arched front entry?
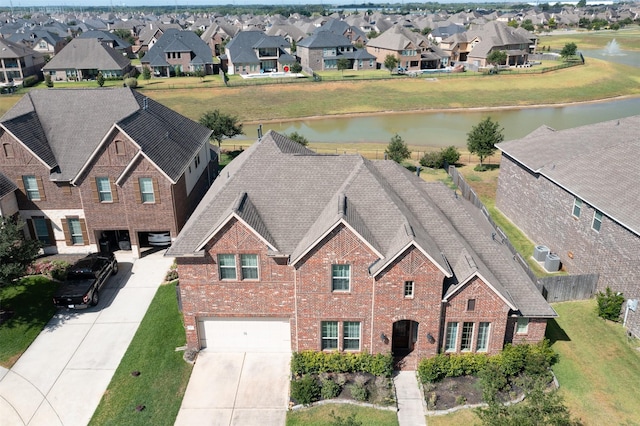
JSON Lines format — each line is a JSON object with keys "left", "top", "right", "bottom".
{"left": 392, "top": 320, "right": 419, "bottom": 355}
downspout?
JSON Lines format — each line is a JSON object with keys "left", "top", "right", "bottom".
{"left": 370, "top": 274, "right": 375, "bottom": 352}
{"left": 293, "top": 261, "right": 299, "bottom": 352}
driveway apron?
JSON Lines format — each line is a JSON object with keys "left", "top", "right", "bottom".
{"left": 0, "top": 251, "right": 174, "bottom": 426}
{"left": 175, "top": 351, "right": 290, "bottom": 426}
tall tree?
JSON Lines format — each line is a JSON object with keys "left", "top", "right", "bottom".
{"left": 0, "top": 217, "right": 41, "bottom": 286}
{"left": 384, "top": 54, "right": 399, "bottom": 74}
{"left": 560, "top": 42, "right": 578, "bottom": 60}
{"left": 286, "top": 131, "right": 309, "bottom": 146}
{"left": 385, "top": 134, "right": 411, "bottom": 163}
{"left": 466, "top": 117, "right": 503, "bottom": 165}
{"left": 487, "top": 50, "right": 508, "bottom": 71}
{"left": 337, "top": 58, "right": 350, "bottom": 74}
{"left": 199, "top": 109, "right": 244, "bottom": 148}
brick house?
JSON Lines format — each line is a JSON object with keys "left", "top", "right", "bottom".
{"left": 168, "top": 131, "right": 555, "bottom": 367}
{"left": 141, "top": 29, "right": 216, "bottom": 77}
{"left": 496, "top": 115, "right": 640, "bottom": 338}
{"left": 297, "top": 31, "right": 376, "bottom": 72}
{"left": 0, "top": 88, "right": 215, "bottom": 258}
{"left": 0, "top": 38, "right": 46, "bottom": 86}
{"left": 224, "top": 30, "right": 296, "bottom": 75}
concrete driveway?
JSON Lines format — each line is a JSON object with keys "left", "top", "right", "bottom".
{"left": 175, "top": 351, "right": 290, "bottom": 426}
{"left": 0, "top": 250, "right": 174, "bottom": 426}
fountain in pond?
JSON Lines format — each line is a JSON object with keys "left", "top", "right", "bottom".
{"left": 603, "top": 39, "right": 624, "bottom": 56}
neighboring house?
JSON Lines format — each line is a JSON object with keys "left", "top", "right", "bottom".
{"left": 366, "top": 25, "right": 448, "bottom": 71}
{"left": 167, "top": 131, "right": 555, "bottom": 368}
{"left": 201, "top": 23, "right": 237, "bottom": 57}
{"left": 428, "top": 23, "right": 466, "bottom": 44}
{"left": 0, "top": 171, "right": 18, "bottom": 218}
{"left": 440, "top": 21, "right": 534, "bottom": 68}
{"left": 297, "top": 31, "right": 376, "bottom": 72}
{"left": 7, "top": 30, "right": 67, "bottom": 58}
{"left": 135, "top": 22, "right": 182, "bottom": 55}
{"left": 42, "top": 38, "right": 132, "bottom": 81}
{"left": 78, "top": 30, "right": 134, "bottom": 58}
{"left": 495, "top": 115, "right": 640, "bottom": 338}
{"left": 0, "top": 88, "right": 216, "bottom": 258}
{"left": 0, "top": 38, "right": 45, "bottom": 85}
{"left": 224, "top": 30, "right": 295, "bottom": 75}
{"left": 141, "top": 29, "right": 215, "bottom": 77}
{"left": 315, "top": 18, "right": 369, "bottom": 44}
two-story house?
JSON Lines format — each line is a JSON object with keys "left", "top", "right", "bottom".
{"left": 496, "top": 115, "right": 640, "bottom": 339}
{"left": 141, "top": 29, "right": 216, "bottom": 77}
{"left": 297, "top": 31, "right": 376, "bottom": 72}
{"left": 167, "top": 131, "right": 555, "bottom": 368}
{"left": 0, "top": 38, "right": 46, "bottom": 86}
{"left": 0, "top": 88, "right": 215, "bottom": 258}
{"left": 224, "top": 30, "right": 295, "bottom": 75}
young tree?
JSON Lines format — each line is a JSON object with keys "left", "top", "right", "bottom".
{"left": 385, "top": 134, "right": 411, "bottom": 163}
{"left": 467, "top": 117, "right": 503, "bottom": 166}
{"left": 96, "top": 72, "right": 105, "bottom": 87}
{"left": 0, "top": 217, "right": 41, "bottom": 286}
{"left": 337, "top": 58, "right": 350, "bottom": 74}
{"left": 384, "top": 54, "right": 399, "bottom": 74}
{"left": 142, "top": 66, "right": 151, "bottom": 80}
{"left": 290, "top": 62, "right": 302, "bottom": 73}
{"left": 560, "top": 42, "right": 578, "bottom": 60}
{"left": 45, "top": 73, "right": 53, "bottom": 88}
{"left": 487, "top": 50, "right": 508, "bottom": 71}
{"left": 286, "top": 131, "right": 309, "bottom": 146}
{"left": 199, "top": 109, "right": 244, "bottom": 148}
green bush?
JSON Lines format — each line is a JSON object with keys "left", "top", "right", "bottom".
{"left": 22, "top": 75, "right": 39, "bottom": 87}
{"left": 440, "top": 145, "right": 461, "bottom": 165}
{"left": 45, "top": 74, "right": 53, "bottom": 88}
{"left": 290, "top": 375, "right": 320, "bottom": 405}
{"left": 321, "top": 378, "right": 341, "bottom": 399}
{"left": 474, "top": 164, "right": 490, "bottom": 172}
{"left": 142, "top": 66, "right": 151, "bottom": 80}
{"left": 291, "top": 351, "right": 393, "bottom": 377}
{"left": 124, "top": 77, "right": 138, "bottom": 88}
{"left": 596, "top": 287, "right": 625, "bottom": 321}
{"left": 420, "top": 151, "right": 443, "bottom": 168}
{"left": 418, "top": 353, "right": 449, "bottom": 383}
{"left": 348, "top": 383, "right": 368, "bottom": 402}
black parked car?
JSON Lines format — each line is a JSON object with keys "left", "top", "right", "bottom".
{"left": 53, "top": 252, "right": 118, "bottom": 308}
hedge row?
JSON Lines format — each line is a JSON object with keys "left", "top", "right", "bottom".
{"left": 291, "top": 350, "right": 394, "bottom": 378}
{"left": 418, "top": 340, "right": 557, "bottom": 383}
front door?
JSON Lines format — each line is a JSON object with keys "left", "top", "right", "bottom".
{"left": 393, "top": 320, "right": 418, "bottom": 354}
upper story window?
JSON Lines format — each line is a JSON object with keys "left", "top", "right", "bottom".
{"left": 96, "top": 177, "right": 113, "bottom": 202}
{"left": 23, "top": 175, "right": 41, "bottom": 201}
{"left": 114, "top": 140, "right": 126, "bottom": 155}
{"left": 404, "top": 281, "right": 414, "bottom": 298}
{"left": 139, "top": 178, "right": 155, "bottom": 203}
{"left": 218, "top": 254, "right": 237, "bottom": 280}
{"left": 516, "top": 317, "right": 529, "bottom": 334}
{"left": 331, "top": 264, "right": 350, "bottom": 292}
{"left": 3, "top": 143, "right": 14, "bottom": 158}
{"left": 240, "top": 254, "right": 259, "bottom": 280}
{"left": 572, "top": 198, "right": 582, "bottom": 218}
{"left": 195, "top": 154, "right": 201, "bottom": 168}
{"left": 592, "top": 211, "right": 603, "bottom": 232}
{"left": 467, "top": 298, "right": 476, "bottom": 311}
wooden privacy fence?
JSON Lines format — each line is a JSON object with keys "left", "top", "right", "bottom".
{"left": 448, "top": 166, "right": 599, "bottom": 302}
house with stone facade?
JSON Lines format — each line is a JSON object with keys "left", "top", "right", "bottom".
{"left": 496, "top": 115, "right": 640, "bottom": 339}
{"left": 0, "top": 88, "right": 215, "bottom": 258}
{"left": 167, "top": 131, "right": 555, "bottom": 368}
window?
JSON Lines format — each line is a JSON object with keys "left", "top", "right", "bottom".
{"left": 195, "top": 154, "right": 201, "bottom": 168}
{"left": 461, "top": 322, "right": 474, "bottom": 352}
{"left": 23, "top": 175, "right": 41, "bottom": 200}
{"left": 139, "top": 178, "right": 155, "bottom": 203}
{"left": 96, "top": 177, "right": 112, "bottom": 202}
{"left": 3, "top": 143, "right": 13, "bottom": 158}
{"left": 240, "top": 254, "right": 258, "bottom": 280}
{"left": 592, "top": 211, "right": 603, "bottom": 232}
{"left": 67, "top": 218, "right": 84, "bottom": 245}
{"left": 476, "top": 322, "right": 490, "bottom": 352}
{"left": 332, "top": 264, "right": 350, "bottom": 291}
{"left": 343, "top": 321, "right": 361, "bottom": 350}
{"left": 445, "top": 322, "right": 458, "bottom": 352}
{"left": 404, "top": 281, "right": 414, "bottom": 298}
{"left": 467, "top": 299, "right": 476, "bottom": 311}
{"left": 114, "top": 140, "right": 125, "bottom": 155}
{"left": 32, "top": 217, "right": 51, "bottom": 245}
{"left": 218, "top": 254, "right": 236, "bottom": 280}
{"left": 321, "top": 321, "right": 338, "bottom": 350}
{"left": 572, "top": 198, "right": 582, "bottom": 218}
{"left": 516, "top": 317, "right": 529, "bottom": 334}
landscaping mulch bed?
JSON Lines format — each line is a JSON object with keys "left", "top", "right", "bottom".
{"left": 423, "top": 375, "right": 524, "bottom": 411}
{"left": 291, "top": 372, "right": 396, "bottom": 407}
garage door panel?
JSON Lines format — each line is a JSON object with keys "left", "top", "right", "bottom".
{"left": 199, "top": 318, "right": 291, "bottom": 353}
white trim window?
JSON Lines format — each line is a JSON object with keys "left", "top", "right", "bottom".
{"left": 218, "top": 254, "right": 236, "bottom": 280}
{"left": 331, "top": 264, "right": 350, "bottom": 291}
{"left": 476, "top": 322, "right": 490, "bottom": 352}
{"left": 240, "top": 254, "right": 259, "bottom": 280}
{"left": 516, "top": 317, "right": 529, "bottom": 334}
{"left": 572, "top": 198, "right": 582, "bottom": 218}
{"left": 445, "top": 322, "right": 458, "bottom": 352}
{"left": 96, "top": 177, "right": 112, "bottom": 202}
{"left": 404, "top": 281, "right": 414, "bottom": 298}
{"left": 67, "top": 218, "right": 84, "bottom": 245}
{"left": 343, "top": 321, "right": 361, "bottom": 351}
{"left": 321, "top": 321, "right": 338, "bottom": 350}
{"left": 139, "top": 178, "right": 155, "bottom": 203}
{"left": 461, "top": 322, "right": 474, "bottom": 352}
{"left": 33, "top": 217, "right": 51, "bottom": 245}
{"left": 23, "top": 175, "right": 41, "bottom": 200}
{"left": 592, "top": 211, "right": 603, "bottom": 232}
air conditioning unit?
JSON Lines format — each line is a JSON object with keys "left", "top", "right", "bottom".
{"left": 544, "top": 253, "right": 561, "bottom": 272}
{"left": 533, "top": 245, "right": 549, "bottom": 262}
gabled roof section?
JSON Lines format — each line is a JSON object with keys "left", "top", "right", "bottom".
{"left": 43, "top": 38, "right": 130, "bottom": 71}
{"left": 0, "top": 171, "right": 17, "bottom": 199}
{"left": 0, "top": 38, "right": 42, "bottom": 59}
{"left": 143, "top": 29, "right": 213, "bottom": 66}
{"left": 298, "top": 31, "right": 353, "bottom": 48}
{"left": 1, "top": 110, "right": 57, "bottom": 170}
{"left": 366, "top": 24, "right": 427, "bottom": 51}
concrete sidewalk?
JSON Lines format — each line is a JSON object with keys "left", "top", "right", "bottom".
{"left": 394, "top": 371, "right": 426, "bottom": 426}
{"left": 0, "top": 250, "right": 174, "bottom": 426}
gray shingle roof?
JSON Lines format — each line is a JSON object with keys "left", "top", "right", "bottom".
{"left": 0, "top": 171, "right": 17, "bottom": 199}
{"left": 0, "top": 88, "right": 211, "bottom": 183}
{"left": 142, "top": 29, "right": 214, "bottom": 67}
{"left": 43, "top": 38, "right": 131, "bottom": 71}
{"left": 169, "top": 131, "right": 555, "bottom": 318}
{"left": 298, "top": 31, "right": 353, "bottom": 49}
{"left": 226, "top": 30, "right": 289, "bottom": 64}
{"left": 497, "top": 115, "right": 640, "bottom": 237}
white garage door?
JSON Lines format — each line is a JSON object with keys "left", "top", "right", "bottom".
{"left": 198, "top": 318, "right": 291, "bottom": 353}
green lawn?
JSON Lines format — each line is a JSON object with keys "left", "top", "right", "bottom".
{"left": 89, "top": 282, "right": 192, "bottom": 426}
{"left": 287, "top": 404, "right": 399, "bottom": 426}
{"left": 0, "top": 276, "right": 58, "bottom": 368}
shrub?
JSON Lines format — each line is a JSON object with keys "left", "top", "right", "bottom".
{"left": 124, "top": 77, "right": 138, "bottom": 88}
{"left": 596, "top": 287, "right": 625, "bottom": 321}
{"left": 23, "top": 75, "right": 39, "bottom": 87}
{"left": 96, "top": 72, "right": 105, "bottom": 87}
{"left": 348, "top": 383, "right": 368, "bottom": 402}
{"left": 420, "top": 151, "right": 443, "bottom": 168}
{"left": 142, "top": 66, "right": 151, "bottom": 80}
{"left": 440, "top": 145, "right": 461, "bottom": 165}
{"left": 474, "top": 164, "right": 490, "bottom": 172}
{"left": 45, "top": 74, "right": 53, "bottom": 88}
{"left": 321, "top": 378, "right": 341, "bottom": 399}
{"left": 290, "top": 375, "right": 320, "bottom": 405}
{"left": 291, "top": 351, "right": 393, "bottom": 377}
{"left": 418, "top": 353, "right": 449, "bottom": 383}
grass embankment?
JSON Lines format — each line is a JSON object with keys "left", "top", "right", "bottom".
{"left": 0, "top": 276, "right": 58, "bottom": 368}
{"left": 89, "top": 282, "right": 192, "bottom": 426}
{"left": 287, "top": 404, "right": 399, "bottom": 426}
{"left": 540, "top": 26, "right": 640, "bottom": 51}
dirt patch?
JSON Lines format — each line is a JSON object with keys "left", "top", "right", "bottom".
{"left": 423, "top": 375, "right": 523, "bottom": 411}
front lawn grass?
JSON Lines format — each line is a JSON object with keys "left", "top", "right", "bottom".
{"left": 89, "top": 282, "right": 192, "bottom": 426}
{"left": 0, "top": 276, "right": 58, "bottom": 368}
{"left": 548, "top": 300, "right": 640, "bottom": 425}
{"left": 286, "top": 404, "right": 399, "bottom": 426}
